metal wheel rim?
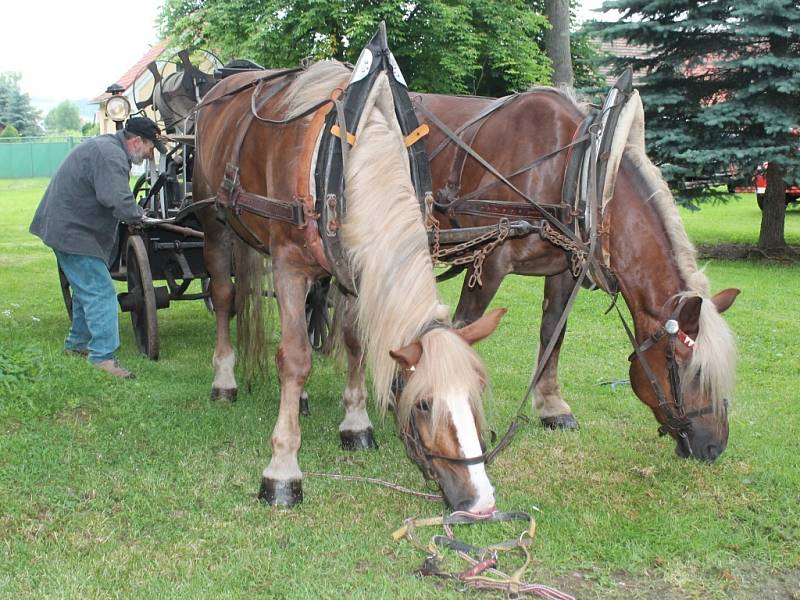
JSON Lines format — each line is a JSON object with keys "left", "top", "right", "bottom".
{"left": 126, "top": 235, "right": 160, "bottom": 360}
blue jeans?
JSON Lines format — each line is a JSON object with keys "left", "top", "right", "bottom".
{"left": 55, "top": 251, "right": 120, "bottom": 363}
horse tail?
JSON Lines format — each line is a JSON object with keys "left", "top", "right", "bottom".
{"left": 324, "top": 282, "right": 348, "bottom": 367}
{"left": 233, "top": 236, "right": 273, "bottom": 385}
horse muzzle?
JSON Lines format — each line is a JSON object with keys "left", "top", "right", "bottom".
{"left": 673, "top": 424, "right": 728, "bottom": 461}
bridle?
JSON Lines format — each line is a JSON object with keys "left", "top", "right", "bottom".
{"left": 400, "top": 404, "right": 489, "bottom": 482}
{"left": 392, "top": 360, "right": 490, "bottom": 482}
{"left": 613, "top": 295, "right": 717, "bottom": 455}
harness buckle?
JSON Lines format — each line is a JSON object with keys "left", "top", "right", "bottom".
{"left": 217, "top": 163, "right": 241, "bottom": 209}
{"left": 325, "top": 193, "right": 339, "bottom": 236}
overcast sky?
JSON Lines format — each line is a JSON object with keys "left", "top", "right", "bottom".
{"left": 1, "top": 0, "right": 163, "bottom": 112}
{"left": 2, "top": 0, "right": 610, "bottom": 116}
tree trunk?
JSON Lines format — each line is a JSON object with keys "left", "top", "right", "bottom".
{"left": 545, "top": 0, "right": 574, "bottom": 87}
{"left": 758, "top": 161, "right": 787, "bottom": 250}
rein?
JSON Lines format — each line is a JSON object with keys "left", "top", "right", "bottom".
{"left": 392, "top": 511, "right": 575, "bottom": 599}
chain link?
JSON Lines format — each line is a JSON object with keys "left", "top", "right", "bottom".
{"left": 540, "top": 221, "right": 587, "bottom": 277}
{"left": 429, "top": 219, "right": 511, "bottom": 288}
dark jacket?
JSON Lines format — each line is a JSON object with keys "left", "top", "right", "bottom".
{"left": 29, "top": 130, "right": 144, "bottom": 265}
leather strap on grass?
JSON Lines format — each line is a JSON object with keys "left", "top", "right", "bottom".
{"left": 392, "top": 510, "right": 575, "bottom": 599}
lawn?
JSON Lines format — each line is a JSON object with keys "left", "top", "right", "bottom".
{"left": 1, "top": 178, "right": 798, "bottom": 599}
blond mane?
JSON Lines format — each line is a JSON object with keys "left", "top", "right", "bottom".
{"left": 341, "top": 72, "right": 486, "bottom": 428}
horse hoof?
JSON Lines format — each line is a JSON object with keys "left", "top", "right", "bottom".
{"left": 299, "top": 392, "right": 310, "bottom": 417}
{"left": 340, "top": 428, "right": 378, "bottom": 450}
{"left": 540, "top": 414, "right": 579, "bottom": 430}
{"left": 211, "top": 387, "right": 238, "bottom": 401}
{"left": 258, "top": 478, "right": 303, "bottom": 506}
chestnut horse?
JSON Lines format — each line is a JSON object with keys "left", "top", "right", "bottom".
{"left": 411, "top": 88, "right": 738, "bottom": 460}
{"left": 191, "top": 57, "right": 503, "bottom": 510}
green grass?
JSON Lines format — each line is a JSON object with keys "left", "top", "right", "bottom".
{"left": 679, "top": 192, "right": 800, "bottom": 246}
{"left": 1, "top": 179, "right": 799, "bottom": 598}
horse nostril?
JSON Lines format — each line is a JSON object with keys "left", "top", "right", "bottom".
{"left": 703, "top": 444, "right": 722, "bottom": 462}
{"left": 452, "top": 498, "right": 473, "bottom": 512}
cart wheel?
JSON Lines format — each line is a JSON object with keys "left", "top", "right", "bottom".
{"left": 126, "top": 235, "right": 160, "bottom": 360}
{"left": 133, "top": 173, "right": 151, "bottom": 203}
{"left": 306, "top": 277, "right": 333, "bottom": 353}
{"left": 201, "top": 277, "right": 214, "bottom": 313}
{"left": 58, "top": 266, "right": 73, "bottom": 321}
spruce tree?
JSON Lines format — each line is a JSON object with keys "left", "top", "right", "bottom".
{"left": 0, "top": 73, "right": 42, "bottom": 137}
{"left": 594, "top": 0, "right": 800, "bottom": 250}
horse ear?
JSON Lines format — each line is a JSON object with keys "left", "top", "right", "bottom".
{"left": 390, "top": 341, "right": 423, "bottom": 370}
{"left": 711, "top": 288, "right": 740, "bottom": 314}
{"left": 678, "top": 297, "right": 703, "bottom": 333}
{"left": 456, "top": 308, "right": 507, "bottom": 346}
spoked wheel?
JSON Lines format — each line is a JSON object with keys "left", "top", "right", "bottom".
{"left": 306, "top": 277, "right": 333, "bottom": 353}
{"left": 58, "top": 266, "right": 73, "bottom": 321}
{"left": 133, "top": 173, "right": 150, "bottom": 201}
{"left": 125, "top": 235, "right": 160, "bottom": 360}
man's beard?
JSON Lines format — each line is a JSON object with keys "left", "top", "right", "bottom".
{"left": 131, "top": 150, "right": 147, "bottom": 165}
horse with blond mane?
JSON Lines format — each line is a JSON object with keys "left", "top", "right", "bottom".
{"left": 190, "top": 30, "right": 504, "bottom": 509}
{"left": 409, "top": 80, "right": 739, "bottom": 460}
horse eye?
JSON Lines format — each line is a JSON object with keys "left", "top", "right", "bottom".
{"left": 417, "top": 400, "right": 431, "bottom": 413}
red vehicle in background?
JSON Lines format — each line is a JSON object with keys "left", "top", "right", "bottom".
{"left": 753, "top": 127, "right": 800, "bottom": 210}
{"left": 754, "top": 163, "right": 800, "bottom": 210}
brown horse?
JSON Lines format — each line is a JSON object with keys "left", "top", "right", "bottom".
{"left": 411, "top": 88, "right": 739, "bottom": 461}
{"left": 191, "top": 55, "right": 504, "bottom": 510}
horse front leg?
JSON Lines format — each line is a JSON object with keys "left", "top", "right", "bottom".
{"left": 203, "top": 219, "right": 238, "bottom": 401}
{"left": 534, "top": 270, "right": 578, "bottom": 430}
{"left": 337, "top": 294, "right": 377, "bottom": 450}
{"left": 451, "top": 259, "right": 508, "bottom": 327}
{"left": 258, "top": 260, "right": 311, "bottom": 506}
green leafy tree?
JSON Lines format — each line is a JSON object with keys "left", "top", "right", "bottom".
{"left": 44, "top": 101, "right": 81, "bottom": 134}
{"left": 0, "top": 72, "right": 42, "bottom": 136}
{"left": 160, "top": 0, "right": 553, "bottom": 95}
{"left": 0, "top": 123, "right": 20, "bottom": 139}
{"left": 82, "top": 122, "right": 99, "bottom": 136}
{"left": 594, "top": 0, "right": 800, "bottom": 251}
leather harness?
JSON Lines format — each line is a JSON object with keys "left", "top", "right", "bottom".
{"left": 196, "top": 28, "right": 434, "bottom": 291}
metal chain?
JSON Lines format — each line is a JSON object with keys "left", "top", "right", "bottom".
{"left": 540, "top": 221, "right": 587, "bottom": 277}
{"left": 431, "top": 219, "right": 511, "bottom": 288}
{"left": 425, "top": 195, "right": 441, "bottom": 261}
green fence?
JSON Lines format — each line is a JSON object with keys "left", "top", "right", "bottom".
{"left": 0, "top": 137, "right": 90, "bottom": 178}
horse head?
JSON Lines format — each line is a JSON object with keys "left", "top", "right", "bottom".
{"left": 389, "top": 308, "right": 506, "bottom": 514}
{"left": 626, "top": 288, "right": 739, "bottom": 461}
{"left": 610, "top": 145, "right": 740, "bottom": 461}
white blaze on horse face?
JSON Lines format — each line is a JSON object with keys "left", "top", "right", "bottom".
{"left": 445, "top": 392, "right": 495, "bottom": 513}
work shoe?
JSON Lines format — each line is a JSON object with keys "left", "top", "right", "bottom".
{"left": 93, "top": 359, "right": 135, "bottom": 379}
{"left": 64, "top": 347, "right": 89, "bottom": 358}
